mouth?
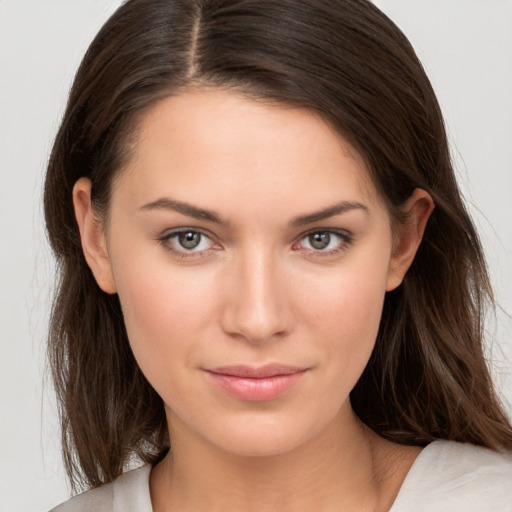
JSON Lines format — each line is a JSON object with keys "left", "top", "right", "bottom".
{"left": 204, "top": 364, "right": 309, "bottom": 402}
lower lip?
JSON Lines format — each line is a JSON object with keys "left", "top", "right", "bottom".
{"left": 205, "top": 371, "right": 307, "bottom": 401}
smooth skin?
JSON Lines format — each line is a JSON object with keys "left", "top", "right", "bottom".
{"left": 73, "top": 89, "right": 434, "bottom": 512}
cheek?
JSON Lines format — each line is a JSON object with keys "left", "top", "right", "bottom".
{"left": 302, "top": 250, "right": 390, "bottom": 383}
{"left": 110, "top": 253, "right": 217, "bottom": 387}
{"left": 309, "top": 250, "right": 389, "bottom": 328}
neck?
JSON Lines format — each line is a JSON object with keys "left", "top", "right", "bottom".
{"left": 150, "top": 405, "right": 413, "bottom": 512}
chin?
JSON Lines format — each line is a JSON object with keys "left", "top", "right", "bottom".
{"left": 215, "top": 431, "right": 304, "bottom": 458}
{"left": 200, "top": 411, "right": 326, "bottom": 459}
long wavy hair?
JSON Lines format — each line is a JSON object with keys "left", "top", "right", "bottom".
{"left": 44, "top": 0, "right": 512, "bottom": 491}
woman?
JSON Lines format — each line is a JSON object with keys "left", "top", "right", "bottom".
{"left": 46, "top": 0, "right": 512, "bottom": 510}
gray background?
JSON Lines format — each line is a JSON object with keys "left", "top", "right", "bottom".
{"left": 1, "top": 1, "right": 511, "bottom": 510}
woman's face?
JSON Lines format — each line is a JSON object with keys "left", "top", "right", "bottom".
{"left": 79, "top": 89, "right": 419, "bottom": 457}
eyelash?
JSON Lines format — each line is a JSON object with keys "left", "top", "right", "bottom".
{"left": 293, "top": 229, "right": 353, "bottom": 258}
{"left": 157, "top": 228, "right": 219, "bottom": 260}
{"left": 157, "top": 228, "right": 353, "bottom": 260}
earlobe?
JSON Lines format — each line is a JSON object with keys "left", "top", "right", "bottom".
{"left": 386, "top": 188, "right": 434, "bottom": 291}
{"left": 73, "top": 177, "right": 117, "bottom": 294}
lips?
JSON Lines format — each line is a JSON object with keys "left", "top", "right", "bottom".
{"left": 204, "top": 364, "right": 308, "bottom": 401}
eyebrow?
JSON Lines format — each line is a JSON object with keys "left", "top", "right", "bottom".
{"left": 289, "top": 201, "right": 369, "bottom": 227}
{"left": 140, "top": 197, "right": 227, "bottom": 224}
{"left": 139, "top": 197, "right": 369, "bottom": 227}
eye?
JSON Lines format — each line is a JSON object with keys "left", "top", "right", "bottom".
{"left": 176, "top": 231, "right": 204, "bottom": 250}
{"left": 295, "top": 229, "right": 352, "bottom": 256}
{"left": 159, "top": 229, "right": 218, "bottom": 258}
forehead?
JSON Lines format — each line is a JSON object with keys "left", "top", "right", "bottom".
{"left": 115, "top": 89, "right": 384, "bottom": 219}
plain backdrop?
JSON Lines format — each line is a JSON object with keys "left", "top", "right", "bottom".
{"left": 1, "top": 1, "right": 511, "bottom": 511}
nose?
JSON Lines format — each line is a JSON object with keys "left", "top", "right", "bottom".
{"left": 219, "top": 247, "right": 292, "bottom": 344}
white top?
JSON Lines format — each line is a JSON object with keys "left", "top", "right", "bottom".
{"left": 51, "top": 440, "right": 512, "bottom": 511}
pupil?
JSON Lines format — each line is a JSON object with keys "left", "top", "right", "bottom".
{"left": 178, "top": 232, "right": 201, "bottom": 249}
{"left": 310, "top": 232, "right": 330, "bottom": 250}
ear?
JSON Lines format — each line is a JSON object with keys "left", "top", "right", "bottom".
{"left": 73, "top": 177, "right": 117, "bottom": 294}
{"left": 386, "top": 188, "right": 434, "bottom": 291}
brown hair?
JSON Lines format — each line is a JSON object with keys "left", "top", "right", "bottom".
{"left": 44, "top": 0, "right": 512, "bottom": 491}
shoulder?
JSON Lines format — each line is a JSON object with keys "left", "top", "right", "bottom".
{"left": 50, "top": 464, "right": 153, "bottom": 512}
{"left": 391, "top": 440, "right": 512, "bottom": 512}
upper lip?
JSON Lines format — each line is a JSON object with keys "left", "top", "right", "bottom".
{"left": 205, "top": 364, "right": 307, "bottom": 378}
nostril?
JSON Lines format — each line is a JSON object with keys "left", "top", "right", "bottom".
{"left": 219, "top": 292, "right": 290, "bottom": 344}
{"left": 222, "top": 314, "right": 289, "bottom": 345}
